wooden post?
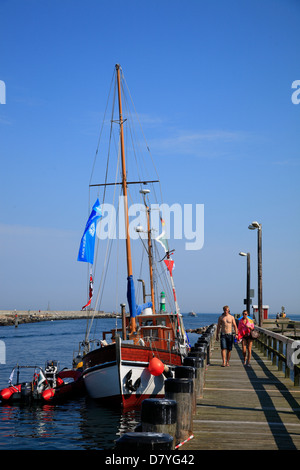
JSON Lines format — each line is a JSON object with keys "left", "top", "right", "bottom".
{"left": 278, "top": 341, "right": 283, "bottom": 372}
{"left": 266, "top": 334, "right": 270, "bottom": 358}
{"left": 141, "top": 398, "right": 177, "bottom": 448}
{"left": 294, "top": 366, "right": 300, "bottom": 387}
{"left": 165, "top": 378, "right": 193, "bottom": 445}
{"left": 196, "top": 339, "right": 208, "bottom": 368}
{"left": 186, "top": 350, "right": 205, "bottom": 398}
{"left": 183, "top": 356, "right": 202, "bottom": 399}
{"left": 272, "top": 338, "right": 277, "bottom": 366}
{"left": 285, "top": 361, "right": 290, "bottom": 379}
{"left": 121, "top": 303, "right": 126, "bottom": 340}
{"left": 175, "top": 366, "right": 197, "bottom": 414}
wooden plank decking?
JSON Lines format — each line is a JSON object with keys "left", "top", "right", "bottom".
{"left": 184, "top": 339, "right": 300, "bottom": 450}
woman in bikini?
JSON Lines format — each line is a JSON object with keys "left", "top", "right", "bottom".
{"left": 238, "top": 310, "right": 254, "bottom": 366}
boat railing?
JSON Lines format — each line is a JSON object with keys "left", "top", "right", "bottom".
{"left": 74, "top": 339, "right": 104, "bottom": 361}
{"left": 102, "top": 329, "right": 124, "bottom": 342}
{"left": 84, "top": 326, "right": 182, "bottom": 353}
{"left": 141, "top": 334, "right": 182, "bottom": 353}
{"left": 82, "top": 338, "right": 104, "bottom": 352}
{"left": 10, "top": 365, "right": 45, "bottom": 387}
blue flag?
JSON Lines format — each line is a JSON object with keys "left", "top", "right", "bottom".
{"left": 127, "top": 275, "right": 137, "bottom": 318}
{"left": 77, "top": 199, "right": 102, "bottom": 264}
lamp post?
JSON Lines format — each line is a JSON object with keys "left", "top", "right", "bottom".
{"left": 248, "top": 221, "right": 262, "bottom": 326}
{"left": 239, "top": 252, "right": 250, "bottom": 316}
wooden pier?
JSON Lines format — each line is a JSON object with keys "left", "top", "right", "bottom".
{"left": 184, "top": 337, "right": 300, "bottom": 450}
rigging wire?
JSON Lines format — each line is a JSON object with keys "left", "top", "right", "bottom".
{"left": 83, "top": 68, "right": 117, "bottom": 326}
{"left": 89, "top": 68, "right": 116, "bottom": 188}
{"left": 122, "top": 73, "right": 164, "bottom": 206}
{"left": 86, "top": 143, "right": 122, "bottom": 341}
{"left": 82, "top": 65, "right": 180, "bottom": 344}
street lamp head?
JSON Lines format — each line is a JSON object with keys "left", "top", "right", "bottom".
{"left": 248, "top": 220, "right": 261, "bottom": 230}
{"left": 251, "top": 221, "right": 260, "bottom": 228}
{"left": 239, "top": 252, "right": 247, "bottom": 256}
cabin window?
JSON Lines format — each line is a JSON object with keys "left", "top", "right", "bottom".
{"left": 141, "top": 328, "right": 157, "bottom": 339}
{"left": 140, "top": 319, "right": 153, "bottom": 326}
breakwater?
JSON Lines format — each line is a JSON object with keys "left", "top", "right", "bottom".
{"left": 0, "top": 310, "right": 117, "bottom": 326}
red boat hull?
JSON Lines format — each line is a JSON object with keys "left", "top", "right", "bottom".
{"left": 0, "top": 369, "right": 84, "bottom": 404}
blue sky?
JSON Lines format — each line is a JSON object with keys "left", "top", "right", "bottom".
{"left": 0, "top": 0, "right": 299, "bottom": 315}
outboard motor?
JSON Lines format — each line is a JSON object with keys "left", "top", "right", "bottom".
{"left": 44, "top": 360, "right": 58, "bottom": 388}
{"left": 21, "top": 382, "right": 32, "bottom": 401}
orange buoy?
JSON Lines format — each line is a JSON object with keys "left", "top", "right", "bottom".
{"left": 148, "top": 357, "right": 164, "bottom": 376}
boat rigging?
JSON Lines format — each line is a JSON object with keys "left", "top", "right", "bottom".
{"left": 76, "top": 64, "right": 189, "bottom": 409}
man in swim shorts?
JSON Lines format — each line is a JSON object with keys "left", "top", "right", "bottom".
{"left": 216, "top": 305, "right": 238, "bottom": 367}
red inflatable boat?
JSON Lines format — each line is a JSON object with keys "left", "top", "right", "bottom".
{"left": 0, "top": 361, "right": 84, "bottom": 404}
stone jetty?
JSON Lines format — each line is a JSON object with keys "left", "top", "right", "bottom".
{"left": 0, "top": 310, "right": 118, "bottom": 326}
{"left": 186, "top": 327, "right": 207, "bottom": 335}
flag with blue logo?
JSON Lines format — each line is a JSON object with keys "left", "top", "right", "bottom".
{"left": 77, "top": 199, "right": 102, "bottom": 264}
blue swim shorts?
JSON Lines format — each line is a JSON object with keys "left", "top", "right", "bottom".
{"left": 220, "top": 333, "right": 234, "bottom": 351}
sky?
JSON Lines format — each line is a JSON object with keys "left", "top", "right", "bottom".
{"left": 0, "top": 0, "right": 299, "bottom": 315}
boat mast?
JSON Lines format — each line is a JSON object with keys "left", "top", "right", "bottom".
{"left": 147, "top": 205, "right": 156, "bottom": 314}
{"left": 116, "top": 64, "right": 136, "bottom": 332}
{"left": 140, "top": 189, "right": 156, "bottom": 314}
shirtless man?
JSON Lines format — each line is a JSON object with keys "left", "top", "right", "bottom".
{"left": 216, "top": 306, "right": 238, "bottom": 367}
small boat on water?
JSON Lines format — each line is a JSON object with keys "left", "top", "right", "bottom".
{"left": 0, "top": 361, "right": 83, "bottom": 404}
{"left": 75, "top": 64, "right": 190, "bottom": 409}
{"left": 188, "top": 311, "right": 197, "bottom": 317}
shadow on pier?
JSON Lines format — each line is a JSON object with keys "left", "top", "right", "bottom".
{"left": 185, "top": 341, "right": 300, "bottom": 450}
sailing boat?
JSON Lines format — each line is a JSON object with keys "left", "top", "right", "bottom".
{"left": 77, "top": 64, "right": 189, "bottom": 409}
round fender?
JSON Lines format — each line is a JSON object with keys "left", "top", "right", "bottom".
{"left": 42, "top": 388, "right": 55, "bottom": 401}
{"left": 148, "top": 357, "right": 164, "bottom": 376}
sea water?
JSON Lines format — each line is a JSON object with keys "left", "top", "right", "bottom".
{"left": 0, "top": 313, "right": 299, "bottom": 450}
